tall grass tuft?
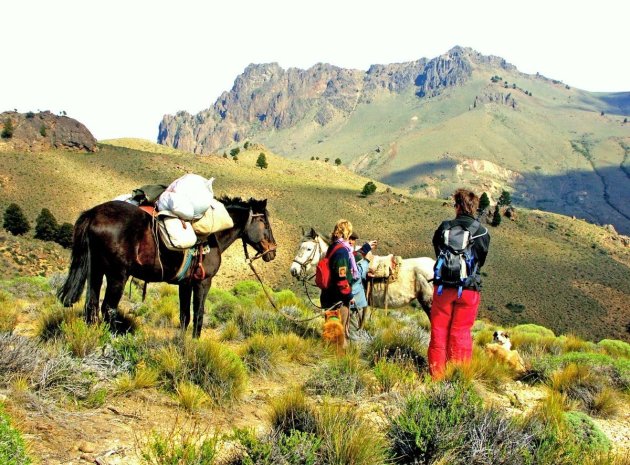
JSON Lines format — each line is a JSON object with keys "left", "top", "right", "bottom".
{"left": 176, "top": 381, "right": 209, "bottom": 412}
{"left": 61, "top": 319, "right": 109, "bottom": 357}
{"left": 240, "top": 333, "right": 281, "bottom": 375}
{"left": 0, "top": 403, "right": 31, "bottom": 465}
{"left": 316, "top": 403, "right": 389, "bottom": 465}
{"left": 373, "top": 358, "right": 417, "bottom": 393}
{"left": 276, "top": 333, "right": 320, "bottom": 365}
{"left": 36, "top": 306, "right": 80, "bottom": 341}
{"left": 549, "top": 363, "right": 602, "bottom": 413}
{"left": 0, "top": 290, "right": 19, "bottom": 332}
{"left": 442, "top": 347, "right": 513, "bottom": 389}
{"left": 305, "top": 351, "right": 370, "bottom": 397}
{"left": 365, "top": 326, "right": 429, "bottom": 373}
{"left": 268, "top": 388, "right": 317, "bottom": 435}
{"left": 183, "top": 338, "right": 248, "bottom": 405}
{"left": 139, "top": 422, "right": 218, "bottom": 465}
{"left": 114, "top": 364, "right": 159, "bottom": 395}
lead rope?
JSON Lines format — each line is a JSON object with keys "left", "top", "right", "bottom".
{"left": 243, "top": 239, "right": 337, "bottom": 322}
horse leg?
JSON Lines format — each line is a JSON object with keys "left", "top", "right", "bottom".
{"left": 192, "top": 278, "right": 212, "bottom": 338}
{"left": 179, "top": 283, "right": 192, "bottom": 332}
{"left": 358, "top": 306, "right": 371, "bottom": 330}
{"left": 101, "top": 271, "right": 128, "bottom": 328}
{"left": 85, "top": 269, "right": 103, "bottom": 324}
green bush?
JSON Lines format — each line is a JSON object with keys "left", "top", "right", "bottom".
{"left": 231, "top": 428, "right": 321, "bottom": 465}
{"left": 563, "top": 411, "right": 611, "bottom": 454}
{"left": 365, "top": 326, "right": 428, "bottom": 372}
{"left": 140, "top": 428, "right": 218, "bottom": 465}
{"left": 61, "top": 319, "right": 110, "bottom": 357}
{"left": 0, "top": 404, "right": 31, "bottom": 465}
{"left": 0, "top": 290, "right": 19, "bottom": 332}
{"left": 1, "top": 118, "right": 14, "bottom": 139}
{"left": 206, "top": 288, "right": 241, "bottom": 327}
{"left": 240, "top": 333, "right": 281, "bottom": 374}
{"left": 34, "top": 208, "right": 59, "bottom": 241}
{"left": 3, "top": 203, "right": 30, "bottom": 236}
{"left": 597, "top": 339, "right": 630, "bottom": 358}
{"left": 305, "top": 353, "right": 370, "bottom": 397}
{"left": 360, "top": 181, "right": 377, "bottom": 196}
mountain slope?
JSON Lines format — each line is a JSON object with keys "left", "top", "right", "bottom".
{"left": 0, "top": 141, "right": 629, "bottom": 341}
{"left": 158, "top": 46, "right": 630, "bottom": 234}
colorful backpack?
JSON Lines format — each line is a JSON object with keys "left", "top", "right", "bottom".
{"left": 315, "top": 243, "right": 345, "bottom": 290}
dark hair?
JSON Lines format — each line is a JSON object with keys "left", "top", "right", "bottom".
{"left": 453, "top": 188, "right": 479, "bottom": 216}
{"left": 349, "top": 232, "right": 359, "bottom": 240}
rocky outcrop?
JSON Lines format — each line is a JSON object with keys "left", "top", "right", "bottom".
{"left": 0, "top": 111, "right": 97, "bottom": 152}
{"left": 158, "top": 46, "right": 500, "bottom": 154}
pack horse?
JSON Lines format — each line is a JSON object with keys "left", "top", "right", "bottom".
{"left": 58, "top": 197, "right": 277, "bottom": 338}
{"left": 290, "top": 228, "right": 434, "bottom": 312}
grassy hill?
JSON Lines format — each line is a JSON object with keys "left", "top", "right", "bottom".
{"left": 0, "top": 140, "right": 628, "bottom": 342}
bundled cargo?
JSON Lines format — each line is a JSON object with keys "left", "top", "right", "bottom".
{"left": 157, "top": 174, "right": 215, "bottom": 220}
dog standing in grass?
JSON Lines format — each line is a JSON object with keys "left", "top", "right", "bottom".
{"left": 485, "top": 331, "right": 526, "bottom": 373}
{"left": 323, "top": 308, "right": 348, "bottom": 350}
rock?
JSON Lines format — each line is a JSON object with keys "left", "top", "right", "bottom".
{"left": 505, "top": 206, "right": 517, "bottom": 220}
{"left": 0, "top": 111, "right": 97, "bottom": 152}
{"left": 77, "top": 440, "right": 96, "bottom": 453}
{"left": 604, "top": 224, "right": 618, "bottom": 234}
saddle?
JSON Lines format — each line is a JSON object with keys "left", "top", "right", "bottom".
{"left": 368, "top": 254, "right": 402, "bottom": 281}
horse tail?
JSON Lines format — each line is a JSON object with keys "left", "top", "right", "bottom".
{"left": 57, "top": 210, "right": 92, "bottom": 306}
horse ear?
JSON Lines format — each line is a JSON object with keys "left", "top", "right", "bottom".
{"left": 301, "top": 226, "right": 305, "bottom": 236}
{"left": 309, "top": 227, "right": 317, "bottom": 238}
{"left": 262, "top": 199, "right": 267, "bottom": 208}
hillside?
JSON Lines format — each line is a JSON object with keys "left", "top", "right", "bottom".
{"left": 0, "top": 141, "right": 629, "bottom": 342}
{"left": 158, "top": 46, "right": 630, "bottom": 234}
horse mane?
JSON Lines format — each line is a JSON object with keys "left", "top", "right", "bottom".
{"left": 304, "top": 227, "right": 330, "bottom": 246}
{"left": 218, "top": 196, "right": 267, "bottom": 213}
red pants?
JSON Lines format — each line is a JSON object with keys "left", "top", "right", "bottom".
{"left": 428, "top": 287, "right": 480, "bottom": 379}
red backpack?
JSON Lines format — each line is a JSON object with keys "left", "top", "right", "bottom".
{"left": 315, "top": 243, "right": 345, "bottom": 289}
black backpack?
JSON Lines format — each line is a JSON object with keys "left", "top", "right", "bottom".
{"left": 433, "top": 220, "right": 486, "bottom": 297}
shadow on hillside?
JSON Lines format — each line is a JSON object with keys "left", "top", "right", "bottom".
{"left": 379, "top": 162, "right": 630, "bottom": 235}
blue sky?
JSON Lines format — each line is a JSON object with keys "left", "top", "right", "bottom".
{"left": 3, "top": 0, "right": 629, "bottom": 141}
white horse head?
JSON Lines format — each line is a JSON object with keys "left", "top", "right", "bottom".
{"left": 289, "top": 227, "right": 329, "bottom": 279}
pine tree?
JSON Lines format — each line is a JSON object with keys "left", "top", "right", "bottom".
{"left": 35, "top": 208, "right": 59, "bottom": 241}
{"left": 55, "top": 222, "right": 74, "bottom": 248}
{"left": 492, "top": 207, "right": 502, "bottom": 227}
{"left": 256, "top": 152, "right": 268, "bottom": 169}
{"left": 334, "top": 158, "right": 342, "bottom": 166}
{"left": 3, "top": 203, "right": 30, "bottom": 235}
{"left": 497, "top": 190, "right": 512, "bottom": 207}
{"left": 479, "top": 192, "right": 490, "bottom": 211}
{"left": 1, "top": 118, "right": 14, "bottom": 139}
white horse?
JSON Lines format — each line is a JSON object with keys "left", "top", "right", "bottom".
{"left": 290, "top": 228, "right": 435, "bottom": 313}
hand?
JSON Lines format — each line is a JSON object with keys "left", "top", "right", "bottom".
{"left": 369, "top": 240, "right": 378, "bottom": 249}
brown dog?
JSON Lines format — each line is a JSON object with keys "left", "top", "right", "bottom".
{"left": 484, "top": 331, "right": 526, "bottom": 373}
{"left": 323, "top": 307, "right": 348, "bottom": 350}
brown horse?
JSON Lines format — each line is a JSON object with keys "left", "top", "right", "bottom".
{"left": 57, "top": 197, "right": 276, "bottom": 337}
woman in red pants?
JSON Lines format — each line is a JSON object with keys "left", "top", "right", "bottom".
{"left": 428, "top": 189, "right": 490, "bottom": 379}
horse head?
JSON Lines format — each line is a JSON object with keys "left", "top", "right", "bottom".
{"left": 242, "top": 198, "right": 277, "bottom": 262}
{"left": 290, "top": 227, "right": 328, "bottom": 279}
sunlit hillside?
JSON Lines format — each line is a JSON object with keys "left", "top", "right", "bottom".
{"left": 0, "top": 140, "right": 628, "bottom": 341}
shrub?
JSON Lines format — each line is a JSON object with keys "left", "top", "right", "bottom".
{"left": 0, "top": 334, "right": 43, "bottom": 385}
{"left": 61, "top": 319, "right": 110, "bottom": 357}
{"left": 240, "top": 333, "right": 281, "bottom": 375}
{"left": 492, "top": 207, "right": 502, "bottom": 226}
{"left": 562, "top": 334, "right": 594, "bottom": 353}
{"left": 234, "top": 307, "right": 283, "bottom": 337}
{"left": 140, "top": 426, "right": 218, "bottom": 465}
{"left": 316, "top": 403, "right": 388, "bottom": 465}
{"left": 176, "top": 381, "right": 209, "bottom": 412}
{"left": 230, "top": 147, "right": 240, "bottom": 157}
{"left": 442, "top": 347, "right": 513, "bottom": 389}
{"left": 1, "top": 118, "right": 14, "bottom": 139}
{"left": 34, "top": 208, "right": 59, "bottom": 241}
{"left": 39, "top": 124, "right": 46, "bottom": 137}
{"left": 0, "top": 291, "right": 19, "bottom": 332}
{"left": 183, "top": 338, "right": 248, "bottom": 405}
{"left": 549, "top": 363, "right": 603, "bottom": 413}
{"left": 268, "top": 388, "right": 317, "bottom": 435}
{"left": 563, "top": 411, "right": 611, "bottom": 454}
{"left": 304, "top": 352, "right": 370, "bottom": 397}
{"left": 0, "top": 404, "right": 31, "bottom": 465}
{"left": 597, "top": 339, "right": 630, "bottom": 358}
{"left": 206, "top": 288, "right": 241, "bottom": 326}
{"left": 373, "top": 359, "right": 417, "bottom": 393}
{"left": 3, "top": 203, "right": 30, "bottom": 236}
{"left": 114, "top": 364, "right": 159, "bottom": 395}
{"left": 219, "top": 321, "right": 242, "bottom": 341}
{"left": 334, "top": 158, "right": 342, "bottom": 166}
{"left": 231, "top": 427, "right": 321, "bottom": 465}
{"left": 360, "top": 181, "right": 377, "bottom": 196}
{"left": 36, "top": 305, "right": 80, "bottom": 341}
{"left": 276, "top": 333, "right": 319, "bottom": 364}
{"left": 365, "top": 326, "right": 429, "bottom": 373}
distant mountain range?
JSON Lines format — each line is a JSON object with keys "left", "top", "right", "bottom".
{"left": 158, "top": 46, "right": 630, "bottom": 233}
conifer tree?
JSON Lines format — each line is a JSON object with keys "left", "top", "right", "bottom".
{"left": 479, "top": 192, "right": 490, "bottom": 211}
{"left": 34, "top": 208, "right": 59, "bottom": 241}
{"left": 256, "top": 152, "right": 268, "bottom": 169}
{"left": 497, "top": 190, "right": 512, "bottom": 207}
{"left": 3, "top": 203, "right": 30, "bottom": 235}
{"left": 492, "top": 207, "right": 502, "bottom": 226}
{"left": 56, "top": 222, "right": 74, "bottom": 248}
{"left": 361, "top": 181, "right": 377, "bottom": 196}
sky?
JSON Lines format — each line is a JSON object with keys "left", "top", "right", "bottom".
{"left": 3, "top": 0, "right": 629, "bottom": 141}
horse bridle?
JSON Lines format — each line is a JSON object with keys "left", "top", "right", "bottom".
{"left": 292, "top": 235, "right": 324, "bottom": 280}
{"left": 242, "top": 210, "right": 276, "bottom": 262}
